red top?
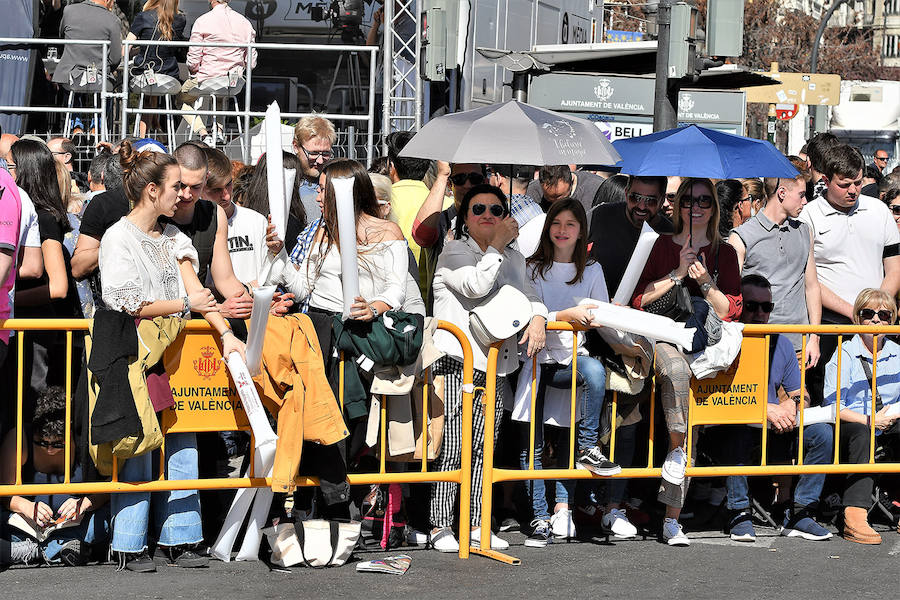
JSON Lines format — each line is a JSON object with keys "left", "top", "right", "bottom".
{"left": 631, "top": 235, "right": 743, "bottom": 322}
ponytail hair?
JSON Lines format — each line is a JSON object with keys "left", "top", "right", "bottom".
{"left": 119, "top": 140, "right": 178, "bottom": 207}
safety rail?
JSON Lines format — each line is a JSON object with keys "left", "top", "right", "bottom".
{"left": 0, "top": 318, "right": 476, "bottom": 559}
{"left": 0, "top": 37, "right": 379, "bottom": 164}
{"left": 476, "top": 322, "right": 900, "bottom": 563}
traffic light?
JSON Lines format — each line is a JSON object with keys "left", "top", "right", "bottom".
{"left": 707, "top": 0, "right": 744, "bottom": 57}
{"left": 668, "top": 2, "right": 697, "bottom": 79}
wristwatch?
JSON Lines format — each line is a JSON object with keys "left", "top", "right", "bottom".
{"left": 668, "top": 270, "right": 682, "bottom": 285}
{"left": 369, "top": 304, "right": 380, "bottom": 318}
{"left": 700, "top": 280, "right": 714, "bottom": 294}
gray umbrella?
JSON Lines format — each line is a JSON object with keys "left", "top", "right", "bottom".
{"left": 398, "top": 100, "right": 621, "bottom": 166}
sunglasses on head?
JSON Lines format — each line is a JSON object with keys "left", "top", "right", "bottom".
{"left": 744, "top": 300, "right": 775, "bottom": 314}
{"left": 890, "top": 205, "right": 900, "bottom": 216}
{"left": 471, "top": 203, "right": 505, "bottom": 217}
{"left": 858, "top": 308, "right": 894, "bottom": 322}
{"left": 679, "top": 194, "right": 714, "bottom": 209}
{"left": 33, "top": 438, "right": 65, "bottom": 449}
{"left": 628, "top": 192, "right": 660, "bottom": 206}
{"left": 451, "top": 172, "right": 485, "bottom": 186}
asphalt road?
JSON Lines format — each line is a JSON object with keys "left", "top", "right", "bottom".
{"left": 4, "top": 521, "right": 899, "bottom": 599}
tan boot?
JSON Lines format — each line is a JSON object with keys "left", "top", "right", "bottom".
{"left": 843, "top": 507, "right": 882, "bottom": 544}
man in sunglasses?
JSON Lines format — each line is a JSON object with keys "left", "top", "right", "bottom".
{"left": 729, "top": 156, "right": 821, "bottom": 369}
{"left": 587, "top": 175, "right": 672, "bottom": 297}
{"left": 871, "top": 149, "right": 890, "bottom": 177}
{"left": 292, "top": 115, "right": 336, "bottom": 222}
{"left": 717, "top": 275, "right": 833, "bottom": 542}
{"left": 798, "top": 144, "right": 900, "bottom": 400}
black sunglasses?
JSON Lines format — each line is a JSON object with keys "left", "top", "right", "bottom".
{"left": 451, "top": 172, "right": 485, "bottom": 186}
{"left": 744, "top": 300, "right": 775, "bottom": 314}
{"left": 628, "top": 192, "right": 660, "bottom": 206}
{"left": 33, "top": 438, "right": 65, "bottom": 449}
{"left": 471, "top": 203, "right": 505, "bottom": 217}
{"left": 890, "top": 205, "right": 900, "bottom": 216}
{"left": 859, "top": 308, "right": 894, "bottom": 322}
{"left": 679, "top": 194, "right": 714, "bottom": 209}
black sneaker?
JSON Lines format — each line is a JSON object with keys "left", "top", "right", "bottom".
{"left": 162, "top": 545, "right": 209, "bottom": 568}
{"left": 117, "top": 550, "right": 157, "bottom": 573}
{"left": 524, "top": 519, "right": 553, "bottom": 548}
{"left": 58, "top": 539, "right": 86, "bottom": 566}
{"left": 576, "top": 446, "right": 622, "bottom": 476}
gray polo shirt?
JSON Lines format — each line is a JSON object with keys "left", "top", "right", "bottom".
{"left": 733, "top": 212, "right": 811, "bottom": 350}
{"left": 798, "top": 194, "right": 900, "bottom": 322}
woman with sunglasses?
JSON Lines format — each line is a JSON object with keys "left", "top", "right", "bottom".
{"left": 515, "top": 199, "right": 621, "bottom": 547}
{"left": 428, "top": 184, "right": 547, "bottom": 553}
{"left": 823, "top": 288, "right": 900, "bottom": 545}
{"left": 632, "top": 177, "right": 742, "bottom": 546}
{"left": 883, "top": 188, "right": 900, "bottom": 231}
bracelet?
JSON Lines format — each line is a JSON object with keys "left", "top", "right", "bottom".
{"left": 181, "top": 296, "right": 190, "bottom": 318}
{"left": 700, "top": 280, "right": 714, "bottom": 294}
{"left": 220, "top": 329, "right": 234, "bottom": 343}
{"left": 668, "top": 270, "right": 682, "bottom": 285}
{"left": 369, "top": 303, "right": 379, "bottom": 318}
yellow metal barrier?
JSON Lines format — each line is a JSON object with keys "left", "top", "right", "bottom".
{"left": 0, "top": 318, "right": 477, "bottom": 560}
{"left": 476, "top": 322, "right": 900, "bottom": 564}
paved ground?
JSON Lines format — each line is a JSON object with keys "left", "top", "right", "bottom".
{"left": 4, "top": 522, "right": 899, "bottom": 599}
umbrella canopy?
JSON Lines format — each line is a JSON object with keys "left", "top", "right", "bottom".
{"left": 612, "top": 124, "right": 799, "bottom": 179}
{"left": 398, "top": 100, "right": 621, "bottom": 167}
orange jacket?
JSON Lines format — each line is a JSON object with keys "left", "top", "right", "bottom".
{"left": 252, "top": 314, "right": 349, "bottom": 492}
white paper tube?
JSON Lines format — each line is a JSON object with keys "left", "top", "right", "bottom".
{"left": 332, "top": 176, "right": 359, "bottom": 320}
{"left": 283, "top": 168, "right": 296, "bottom": 230}
{"left": 236, "top": 447, "right": 275, "bottom": 561}
{"left": 579, "top": 299, "right": 697, "bottom": 352}
{"left": 225, "top": 352, "right": 277, "bottom": 447}
{"left": 265, "top": 101, "right": 287, "bottom": 241}
{"left": 613, "top": 222, "right": 660, "bottom": 306}
{"left": 245, "top": 285, "right": 276, "bottom": 377}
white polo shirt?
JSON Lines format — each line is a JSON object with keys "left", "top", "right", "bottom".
{"left": 798, "top": 193, "right": 900, "bottom": 309}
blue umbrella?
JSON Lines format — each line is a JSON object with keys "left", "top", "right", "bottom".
{"left": 612, "top": 124, "right": 799, "bottom": 178}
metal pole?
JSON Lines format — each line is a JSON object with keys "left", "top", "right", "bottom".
{"left": 809, "top": 0, "right": 849, "bottom": 132}
{"left": 653, "top": 0, "right": 676, "bottom": 131}
{"left": 121, "top": 38, "right": 129, "bottom": 142}
{"left": 243, "top": 41, "right": 253, "bottom": 164}
{"left": 511, "top": 72, "right": 528, "bottom": 103}
{"left": 100, "top": 41, "right": 108, "bottom": 145}
{"left": 382, "top": 0, "right": 393, "bottom": 146}
{"left": 367, "top": 46, "right": 376, "bottom": 165}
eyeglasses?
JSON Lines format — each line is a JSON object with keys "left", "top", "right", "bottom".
{"left": 679, "top": 194, "right": 714, "bottom": 209}
{"left": 875, "top": 155, "right": 889, "bottom": 162}
{"left": 451, "top": 172, "right": 485, "bottom": 186}
{"left": 300, "top": 146, "right": 333, "bottom": 162}
{"left": 33, "top": 438, "right": 65, "bottom": 449}
{"left": 471, "top": 203, "right": 505, "bottom": 217}
{"left": 859, "top": 308, "right": 894, "bottom": 322}
{"left": 744, "top": 300, "right": 775, "bottom": 314}
{"left": 627, "top": 192, "right": 660, "bottom": 206}
{"left": 890, "top": 205, "right": 900, "bottom": 216}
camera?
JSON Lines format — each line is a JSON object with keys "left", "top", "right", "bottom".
{"left": 310, "top": 0, "right": 365, "bottom": 42}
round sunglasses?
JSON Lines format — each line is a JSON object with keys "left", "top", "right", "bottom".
{"left": 471, "top": 203, "right": 506, "bottom": 217}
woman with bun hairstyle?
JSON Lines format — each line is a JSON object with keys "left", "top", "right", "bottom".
{"left": 98, "top": 141, "right": 245, "bottom": 572}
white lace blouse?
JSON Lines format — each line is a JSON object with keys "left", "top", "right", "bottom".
{"left": 99, "top": 217, "right": 199, "bottom": 316}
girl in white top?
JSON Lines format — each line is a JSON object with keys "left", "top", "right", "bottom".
{"left": 98, "top": 142, "right": 245, "bottom": 572}
{"left": 276, "top": 158, "right": 407, "bottom": 318}
{"left": 516, "top": 199, "right": 622, "bottom": 548}
{"left": 428, "top": 184, "right": 547, "bottom": 553}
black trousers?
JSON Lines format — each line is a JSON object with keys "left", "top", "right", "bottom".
{"left": 839, "top": 421, "right": 900, "bottom": 508}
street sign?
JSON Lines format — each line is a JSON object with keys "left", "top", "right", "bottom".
{"left": 743, "top": 72, "right": 841, "bottom": 106}
{"left": 775, "top": 103, "right": 798, "bottom": 120}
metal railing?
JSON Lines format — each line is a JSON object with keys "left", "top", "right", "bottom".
{"left": 0, "top": 318, "right": 477, "bottom": 559}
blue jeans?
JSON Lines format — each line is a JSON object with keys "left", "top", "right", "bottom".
{"left": 111, "top": 432, "right": 203, "bottom": 553}
{"left": 723, "top": 423, "right": 833, "bottom": 510}
{"left": 519, "top": 358, "right": 607, "bottom": 520}
{"left": 8, "top": 505, "right": 110, "bottom": 564}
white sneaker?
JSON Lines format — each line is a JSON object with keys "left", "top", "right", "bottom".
{"left": 601, "top": 508, "right": 638, "bottom": 539}
{"left": 470, "top": 527, "right": 509, "bottom": 550}
{"left": 662, "top": 518, "right": 691, "bottom": 546}
{"left": 430, "top": 528, "right": 459, "bottom": 553}
{"left": 550, "top": 508, "right": 576, "bottom": 539}
{"left": 406, "top": 527, "right": 428, "bottom": 546}
{"left": 661, "top": 447, "right": 687, "bottom": 485}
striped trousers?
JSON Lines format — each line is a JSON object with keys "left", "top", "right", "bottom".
{"left": 430, "top": 356, "right": 504, "bottom": 529}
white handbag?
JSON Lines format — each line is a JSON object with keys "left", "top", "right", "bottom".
{"left": 262, "top": 519, "right": 361, "bottom": 568}
{"left": 468, "top": 284, "right": 533, "bottom": 346}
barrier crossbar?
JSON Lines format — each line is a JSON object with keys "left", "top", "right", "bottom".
{"left": 0, "top": 318, "right": 476, "bottom": 559}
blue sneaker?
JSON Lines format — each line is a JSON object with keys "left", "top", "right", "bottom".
{"left": 728, "top": 510, "right": 756, "bottom": 542}
{"left": 662, "top": 518, "right": 690, "bottom": 546}
{"left": 782, "top": 512, "right": 832, "bottom": 541}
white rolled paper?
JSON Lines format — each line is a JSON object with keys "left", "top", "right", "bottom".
{"left": 579, "top": 298, "right": 697, "bottom": 352}
{"left": 265, "top": 101, "right": 288, "bottom": 241}
{"left": 613, "top": 222, "right": 660, "bottom": 306}
{"left": 225, "top": 352, "right": 277, "bottom": 448}
{"left": 245, "top": 285, "right": 276, "bottom": 377}
{"left": 332, "top": 176, "right": 359, "bottom": 320}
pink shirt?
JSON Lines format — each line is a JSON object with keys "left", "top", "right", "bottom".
{"left": 0, "top": 170, "right": 22, "bottom": 344}
{"left": 187, "top": 3, "right": 257, "bottom": 81}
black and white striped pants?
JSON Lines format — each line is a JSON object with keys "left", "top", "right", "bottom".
{"left": 430, "top": 356, "right": 504, "bottom": 528}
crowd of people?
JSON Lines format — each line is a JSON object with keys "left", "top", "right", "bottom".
{"left": 1, "top": 107, "right": 900, "bottom": 571}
